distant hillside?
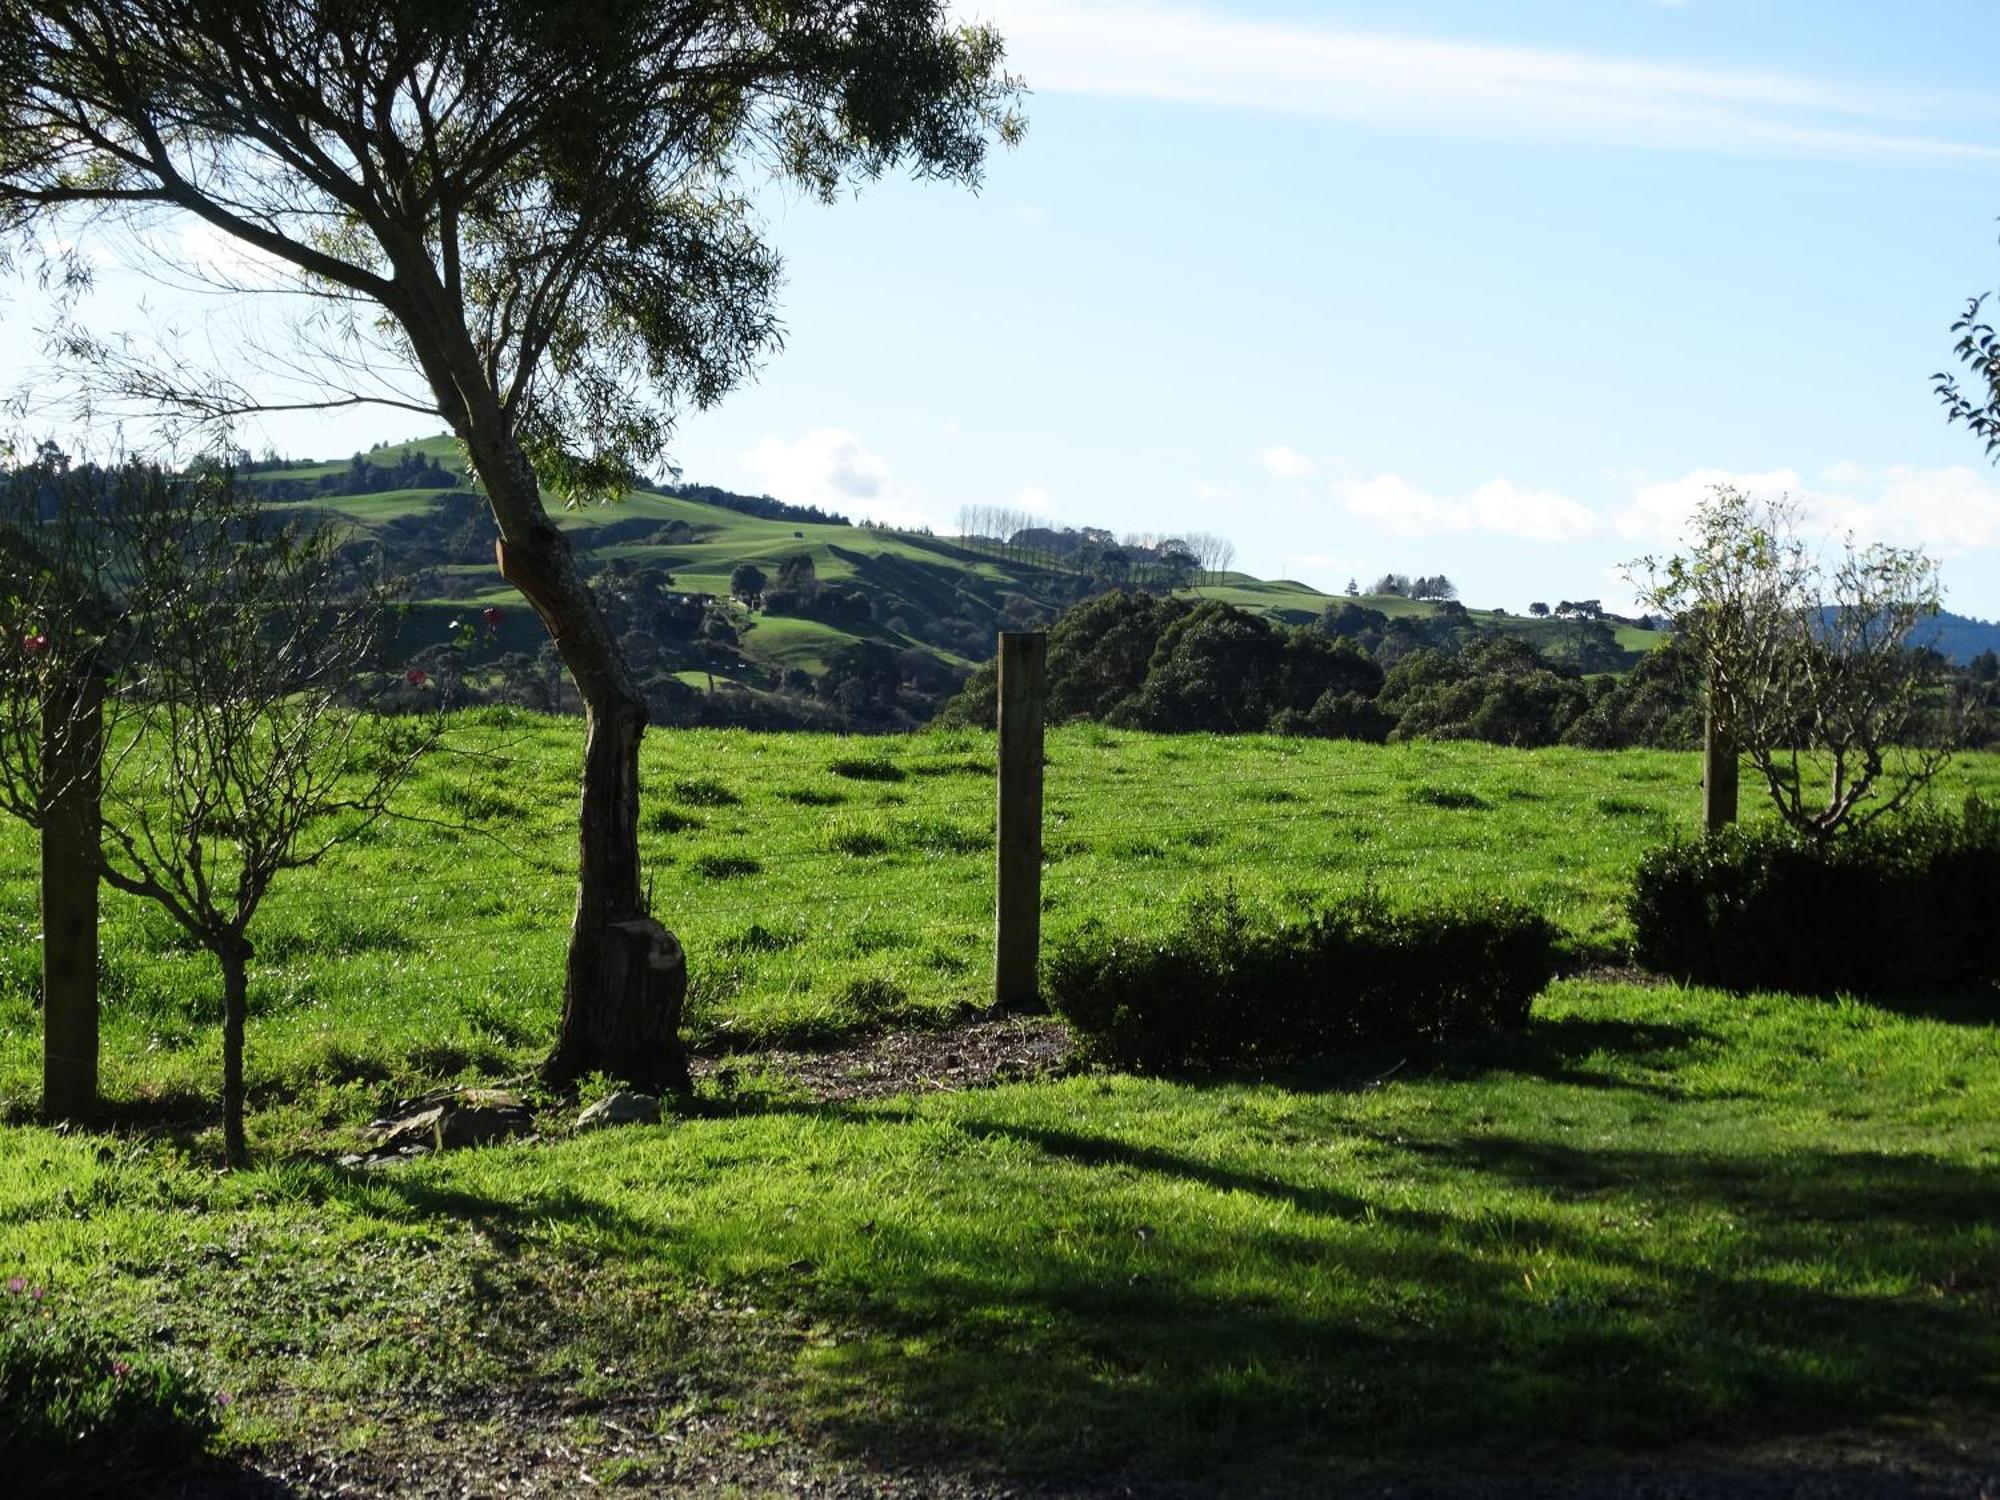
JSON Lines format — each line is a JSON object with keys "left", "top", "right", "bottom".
{"left": 243, "top": 437, "right": 1666, "bottom": 729}
{"left": 1913, "top": 609, "right": 2000, "bottom": 665}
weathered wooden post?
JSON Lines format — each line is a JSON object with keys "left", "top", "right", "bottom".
{"left": 41, "top": 664, "right": 103, "bottom": 1122}
{"left": 995, "top": 631, "right": 1046, "bottom": 1011}
{"left": 1702, "top": 695, "right": 1738, "bottom": 834}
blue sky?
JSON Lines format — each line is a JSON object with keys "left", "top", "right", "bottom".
{"left": 8, "top": 0, "right": 2000, "bottom": 617}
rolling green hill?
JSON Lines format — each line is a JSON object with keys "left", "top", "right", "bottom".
{"left": 246, "top": 437, "right": 1665, "bottom": 726}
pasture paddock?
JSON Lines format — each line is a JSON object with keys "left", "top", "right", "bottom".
{"left": 1, "top": 723, "right": 1995, "bottom": 1490}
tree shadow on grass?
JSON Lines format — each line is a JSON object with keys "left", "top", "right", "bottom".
{"left": 1850, "top": 985, "right": 1998, "bottom": 1028}
{"left": 1150, "top": 1015, "right": 1727, "bottom": 1104}
{"left": 277, "top": 1086, "right": 2000, "bottom": 1489}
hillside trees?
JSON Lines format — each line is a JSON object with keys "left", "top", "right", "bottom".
{"left": 0, "top": 0, "right": 1020, "bottom": 1089}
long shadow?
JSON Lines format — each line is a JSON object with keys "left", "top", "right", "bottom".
{"left": 1142, "top": 1016, "right": 1725, "bottom": 1102}
{"left": 1851, "top": 985, "right": 1999, "bottom": 1028}
{"left": 103, "top": 1079, "right": 1998, "bottom": 1490}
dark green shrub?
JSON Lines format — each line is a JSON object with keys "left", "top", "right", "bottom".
{"left": 1046, "top": 891, "right": 1558, "bottom": 1072}
{"left": 1, "top": 1294, "right": 220, "bottom": 1496}
{"left": 1630, "top": 798, "right": 2000, "bottom": 995}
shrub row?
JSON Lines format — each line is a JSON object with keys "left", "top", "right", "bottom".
{"left": 1045, "top": 892, "right": 1558, "bottom": 1072}
{"left": 1630, "top": 797, "right": 2000, "bottom": 996}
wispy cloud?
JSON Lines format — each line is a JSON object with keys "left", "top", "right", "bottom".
{"left": 976, "top": 0, "right": 2000, "bottom": 161}
{"left": 1616, "top": 464, "right": 2000, "bottom": 554}
{"left": 1337, "top": 474, "right": 1604, "bottom": 542}
{"left": 1261, "top": 445, "right": 1318, "bottom": 479}
{"left": 739, "top": 428, "right": 936, "bottom": 529}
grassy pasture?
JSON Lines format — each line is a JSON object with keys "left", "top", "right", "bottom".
{"left": 3, "top": 719, "right": 1997, "bottom": 1132}
{"left": 0, "top": 724, "right": 1995, "bottom": 1487}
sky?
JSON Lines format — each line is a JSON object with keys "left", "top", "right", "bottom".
{"left": 8, "top": 0, "right": 2000, "bottom": 618}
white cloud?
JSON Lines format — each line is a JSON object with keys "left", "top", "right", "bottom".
{"left": 1261, "top": 445, "right": 1317, "bottom": 479}
{"left": 1337, "top": 473, "right": 1603, "bottom": 542}
{"left": 1613, "top": 464, "right": 2000, "bottom": 554}
{"left": 1190, "top": 479, "right": 1233, "bottom": 503}
{"left": 739, "top": 428, "right": 936, "bottom": 529}
{"left": 1615, "top": 467, "right": 1805, "bottom": 545}
{"left": 974, "top": 0, "right": 2000, "bottom": 161}
{"left": 174, "top": 222, "right": 294, "bottom": 288}
{"left": 1016, "top": 485, "right": 1054, "bottom": 514}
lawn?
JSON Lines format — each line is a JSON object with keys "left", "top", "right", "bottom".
{"left": 0, "top": 724, "right": 1995, "bottom": 1490}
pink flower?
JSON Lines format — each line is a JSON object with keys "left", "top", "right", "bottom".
{"left": 111, "top": 1359, "right": 131, "bottom": 1378}
{"left": 28, "top": 1286, "right": 42, "bottom": 1302}
{"left": 215, "top": 1391, "right": 234, "bottom": 1408}
{"left": 4, "top": 1277, "right": 22, "bottom": 1295}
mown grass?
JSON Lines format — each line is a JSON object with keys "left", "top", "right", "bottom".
{"left": 0, "top": 979, "right": 1994, "bottom": 1486}
{"left": 2, "top": 716, "right": 1997, "bottom": 1138}
{"left": 0, "top": 721, "right": 1995, "bottom": 1484}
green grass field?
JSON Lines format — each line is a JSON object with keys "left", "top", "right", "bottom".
{"left": 1, "top": 724, "right": 1995, "bottom": 1489}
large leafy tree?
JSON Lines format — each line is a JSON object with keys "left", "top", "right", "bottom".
{"left": 0, "top": 1, "right": 1020, "bottom": 1089}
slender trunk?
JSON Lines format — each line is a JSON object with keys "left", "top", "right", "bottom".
{"left": 454, "top": 423, "right": 688, "bottom": 1093}
{"left": 1703, "top": 697, "right": 1739, "bottom": 834}
{"left": 219, "top": 937, "right": 250, "bottom": 1168}
{"left": 40, "top": 667, "right": 103, "bottom": 1123}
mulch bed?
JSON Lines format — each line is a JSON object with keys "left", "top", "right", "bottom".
{"left": 693, "top": 1013, "right": 1076, "bottom": 1103}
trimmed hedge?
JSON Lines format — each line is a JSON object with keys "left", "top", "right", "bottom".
{"left": 1045, "top": 891, "right": 1558, "bottom": 1072}
{"left": 1630, "top": 797, "right": 2000, "bottom": 996}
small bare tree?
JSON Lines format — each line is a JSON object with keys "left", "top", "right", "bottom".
{"left": 0, "top": 460, "right": 433, "bottom": 1161}
{"left": 1631, "top": 486, "right": 1948, "bottom": 839}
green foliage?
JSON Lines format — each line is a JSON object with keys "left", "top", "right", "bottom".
{"left": 1630, "top": 796, "right": 2000, "bottom": 995}
{"left": 1630, "top": 486, "right": 1949, "bottom": 837}
{"left": 1047, "top": 890, "right": 1558, "bottom": 1072}
{"left": 1, "top": 1288, "right": 219, "bottom": 1496}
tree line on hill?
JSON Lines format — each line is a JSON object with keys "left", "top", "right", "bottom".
{"left": 237, "top": 447, "right": 462, "bottom": 503}
{"left": 953, "top": 507, "right": 1236, "bottom": 590}
{"left": 936, "top": 590, "right": 2000, "bottom": 751}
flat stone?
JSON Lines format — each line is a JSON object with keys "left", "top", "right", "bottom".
{"left": 575, "top": 1091, "right": 664, "bottom": 1131}
{"left": 366, "top": 1088, "right": 535, "bottom": 1153}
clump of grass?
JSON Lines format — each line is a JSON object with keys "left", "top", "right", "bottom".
{"left": 778, "top": 787, "right": 845, "bottom": 807}
{"left": 902, "top": 818, "right": 991, "bottom": 856}
{"left": 694, "top": 853, "right": 762, "bottom": 879}
{"left": 837, "top": 976, "right": 908, "bottom": 1021}
{"left": 850, "top": 923, "right": 913, "bottom": 955}
{"left": 829, "top": 757, "right": 905, "bottom": 783}
{"left": 1407, "top": 786, "right": 1491, "bottom": 811}
{"left": 670, "top": 777, "right": 741, "bottom": 807}
{"left": 720, "top": 923, "right": 803, "bottom": 954}
{"left": 1595, "top": 796, "right": 1653, "bottom": 818}
{"left": 649, "top": 806, "right": 704, "bottom": 834}
{"left": 829, "top": 829, "right": 891, "bottom": 858}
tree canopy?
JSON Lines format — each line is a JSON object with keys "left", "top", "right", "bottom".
{"left": 0, "top": 0, "right": 1023, "bottom": 1089}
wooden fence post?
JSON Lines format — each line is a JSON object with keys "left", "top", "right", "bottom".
{"left": 42, "top": 666, "right": 103, "bottom": 1123}
{"left": 1702, "top": 696, "right": 1738, "bottom": 834}
{"left": 995, "top": 631, "right": 1046, "bottom": 1011}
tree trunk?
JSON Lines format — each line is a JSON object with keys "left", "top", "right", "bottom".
{"left": 40, "top": 667, "right": 103, "bottom": 1124}
{"left": 451, "top": 421, "right": 688, "bottom": 1093}
{"left": 219, "top": 937, "right": 250, "bottom": 1168}
{"left": 1703, "top": 698, "right": 1739, "bottom": 834}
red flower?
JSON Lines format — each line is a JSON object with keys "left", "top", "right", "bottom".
{"left": 405, "top": 668, "right": 428, "bottom": 687}
{"left": 481, "top": 606, "right": 503, "bottom": 629}
{"left": 21, "top": 634, "right": 47, "bottom": 655}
